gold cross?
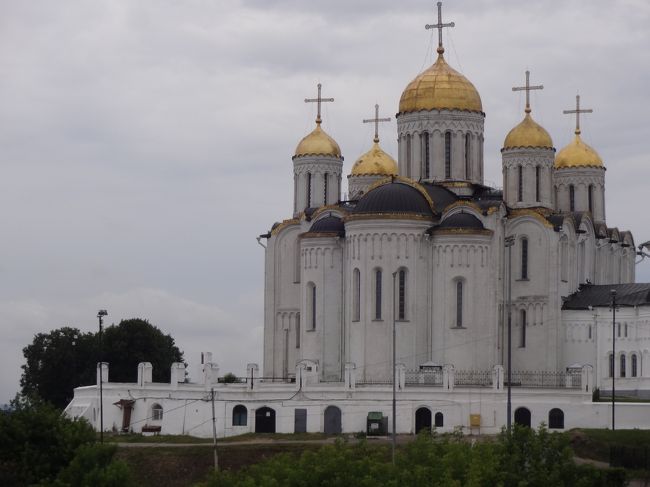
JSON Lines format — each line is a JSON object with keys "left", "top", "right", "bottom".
{"left": 563, "top": 94, "right": 593, "bottom": 135}
{"left": 425, "top": 2, "right": 455, "bottom": 55}
{"left": 304, "top": 83, "right": 334, "bottom": 125}
{"left": 512, "top": 70, "right": 544, "bottom": 113}
{"left": 363, "top": 104, "right": 391, "bottom": 143}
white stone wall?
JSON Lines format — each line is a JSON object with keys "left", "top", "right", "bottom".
{"left": 293, "top": 155, "right": 343, "bottom": 215}
{"left": 502, "top": 148, "right": 555, "bottom": 209}
{"left": 554, "top": 167, "right": 606, "bottom": 223}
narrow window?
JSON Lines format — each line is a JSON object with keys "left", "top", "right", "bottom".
{"left": 406, "top": 134, "right": 412, "bottom": 178}
{"left": 307, "top": 283, "right": 316, "bottom": 330}
{"left": 517, "top": 165, "right": 523, "bottom": 202}
{"left": 445, "top": 132, "right": 452, "bottom": 179}
{"left": 588, "top": 325, "right": 592, "bottom": 340}
{"left": 620, "top": 354, "right": 626, "bottom": 378}
{"left": 398, "top": 269, "right": 406, "bottom": 320}
{"left": 588, "top": 184, "right": 594, "bottom": 213}
{"left": 569, "top": 184, "right": 575, "bottom": 212}
{"left": 521, "top": 237, "right": 528, "bottom": 280}
{"left": 609, "top": 353, "right": 614, "bottom": 378}
{"left": 295, "top": 313, "right": 300, "bottom": 348}
{"left": 520, "top": 309, "right": 527, "bottom": 348}
{"left": 152, "top": 404, "right": 163, "bottom": 421}
{"left": 632, "top": 354, "right": 638, "bottom": 377}
{"left": 232, "top": 405, "right": 247, "bottom": 426}
{"left": 548, "top": 408, "right": 564, "bottom": 429}
{"left": 617, "top": 323, "right": 621, "bottom": 338}
{"left": 456, "top": 280, "right": 463, "bottom": 327}
{"left": 465, "top": 133, "right": 471, "bottom": 179}
{"left": 535, "top": 166, "right": 540, "bottom": 202}
{"left": 306, "top": 173, "right": 312, "bottom": 208}
{"left": 294, "top": 174, "right": 298, "bottom": 212}
{"left": 625, "top": 324, "right": 628, "bottom": 337}
{"left": 423, "top": 132, "right": 430, "bottom": 179}
{"left": 434, "top": 412, "right": 444, "bottom": 427}
{"left": 352, "top": 269, "right": 361, "bottom": 322}
{"left": 374, "top": 269, "right": 382, "bottom": 320}
{"left": 323, "top": 172, "right": 328, "bottom": 205}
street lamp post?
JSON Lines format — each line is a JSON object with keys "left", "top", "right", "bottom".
{"left": 97, "top": 309, "right": 108, "bottom": 443}
{"left": 504, "top": 235, "right": 516, "bottom": 431}
{"left": 610, "top": 290, "right": 616, "bottom": 430}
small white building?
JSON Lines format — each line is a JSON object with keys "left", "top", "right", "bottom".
{"left": 66, "top": 3, "right": 650, "bottom": 437}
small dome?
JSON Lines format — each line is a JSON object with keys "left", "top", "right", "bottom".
{"left": 350, "top": 142, "right": 398, "bottom": 176}
{"left": 294, "top": 123, "right": 341, "bottom": 158}
{"left": 399, "top": 54, "right": 482, "bottom": 114}
{"left": 438, "top": 212, "right": 484, "bottom": 229}
{"left": 555, "top": 134, "right": 603, "bottom": 169}
{"left": 503, "top": 113, "right": 553, "bottom": 149}
{"left": 309, "top": 215, "right": 344, "bottom": 235}
{"left": 355, "top": 180, "right": 434, "bottom": 216}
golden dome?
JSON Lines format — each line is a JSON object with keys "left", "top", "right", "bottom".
{"left": 294, "top": 122, "right": 341, "bottom": 158}
{"left": 555, "top": 134, "right": 603, "bottom": 169}
{"left": 351, "top": 142, "right": 398, "bottom": 176}
{"left": 399, "top": 53, "right": 482, "bottom": 114}
{"left": 503, "top": 113, "right": 553, "bottom": 149}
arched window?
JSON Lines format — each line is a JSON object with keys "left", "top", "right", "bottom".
{"left": 520, "top": 309, "right": 527, "bottom": 348}
{"left": 569, "top": 184, "right": 575, "bottom": 212}
{"left": 620, "top": 354, "right": 626, "bottom": 378}
{"left": 151, "top": 403, "right": 163, "bottom": 421}
{"left": 444, "top": 132, "right": 452, "bottom": 179}
{"left": 398, "top": 269, "right": 407, "bottom": 320}
{"left": 609, "top": 353, "right": 614, "bottom": 378}
{"left": 632, "top": 354, "right": 638, "bottom": 377}
{"left": 517, "top": 165, "right": 523, "bottom": 202}
{"left": 307, "top": 283, "right": 316, "bottom": 330}
{"left": 306, "top": 172, "right": 312, "bottom": 208}
{"left": 521, "top": 237, "right": 529, "bottom": 280}
{"left": 323, "top": 172, "right": 329, "bottom": 205}
{"left": 456, "top": 280, "right": 463, "bottom": 328}
{"left": 406, "top": 134, "right": 412, "bottom": 178}
{"left": 434, "top": 412, "right": 444, "bottom": 427}
{"left": 352, "top": 269, "right": 361, "bottom": 322}
{"left": 374, "top": 269, "right": 383, "bottom": 320}
{"left": 548, "top": 408, "right": 564, "bottom": 429}
{"left": 295, "top": 313, "right": 300, "bottom": 348}
{"left": 422, "top": 132, "right": 430, "bottom": 179}
{"left": 588, "top": 325, "right": 592, "bottom": 340}
{"left": 535, "top": 166, "right": 541, "bottom": 202}
{"left": 233, "top": 405, "right": 247, "bottom": 426}
{"left": 588, "top": 184, "right": 594, "bottom": 213}
{"left": 465, "top": 133, "right": 471, "bottom": 179}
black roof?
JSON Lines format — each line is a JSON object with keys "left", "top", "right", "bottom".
{"left": 355, "top": 181, "right": 434, "bottom": 217}
{"left": 420, "top": 183, "right": 458, "bottom": 212}
{"left": 563, "top": 284, "right": 650, "bottom": 309}
{"left": 437, "top": 212, "right": 485, "bottom": 229}
{"left": 308, "top": 215, "right": 345, "bottom": 236}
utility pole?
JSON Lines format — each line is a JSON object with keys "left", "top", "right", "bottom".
{"left": 97, "top": 309, "right": 107, "bottom": 443}
{"left": 610, "top": 289, "right": 617, "bottom": 430}
{"left": 211, "top": 388, "right": 219, "bottom": 472}
{"left": 504, "top": 236, "right": 515, "bottom": 431}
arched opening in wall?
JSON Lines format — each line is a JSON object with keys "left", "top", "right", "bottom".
{"left": 306, "top": 172, "right": 312, "bottom": 208}
{"left": 548, "top": 408, "right": 564, "bottom": 429}
{"left": 398, "top": 269, "right": 407, "bottom": 320}
{"left": 352, "top": 269, "right": 361, "bottom": 322}
{"left": 520, "top": 237, "right": 529, "bottom": 280}
{"left": 295, "top": 313, "right": 301, "bottom": 349}
{"left": 444, "top": 132, "right": 452, "bottom": 179}
{"left": 514, "top": 407, "right": 531, "bottom": 427}
{"left": 233, "top": 405, "right": 247, "bottom": 426}
{"left": 519, "top": 309, "right": 527, "bottom": 348}
{"left": 324, "top": 405, "right": 342, "bottom": 434}
{"left": 632, "top": 354, "right": 638, "bottom": 377}
{"left": 455, "top": 279, "right": 464, "bottom": 328}
{"left": 151, "top": 403, "right": 163, "bottom": 421}
{"left": 569, "top": 184, "right": 575, "bottom": 212}
{"left": 415, "top": 407, "right": 432, "bottom": 433}
{"left": 588, "top": 184, "right": 594, "bottom": 213}
{"left": 293, "top": 174, "right": 298, "bottom": 212}
{"left": 609, "top": 353, "right": 614, "bottom": 378}
{"left": 255, "top": 407, "right": 276, "bottom": 433}
{"left": 323, "top": 172, "right": 329, "bottom": 205}
{"left": 374, "top": 268, "right": 383, "bottom": 320}
{"left": 307, "top": 282, "right": 316, "bottom": 330}
{"left": 517, "top": 165, "right": 523, "bottom": 202}
{"left": 535, "top": 166, "right": 541, "bottom": 202}
{"left": 406, "top": 134, "right": 412, "bottom": 178}
{"left": 620, "top": 354, "right": 626, "bottom": 378}
{"left": 422, "top": 132, "right": 430, "bottom": 179}
{"left": 434, "top": 412, "right": 444, "bottom": 428}
{"left": 465, "top": 133, "right": 471, "bottom": 179}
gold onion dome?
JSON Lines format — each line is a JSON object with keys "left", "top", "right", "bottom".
{"left": 503, "top": 112, "right": 553, "bottom": 149}
{"left": 351, "top": 141, "right": 398, "bottom": 176}
{"left": 294, "top": 122, "right": 341, "bottom": 158}
{"left": 555, "top": 133, "right": 603, "bottom": 168}
{"left": 399, "top": 53, "right": 482, "bottom": 114}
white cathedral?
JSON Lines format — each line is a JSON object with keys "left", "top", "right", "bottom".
{"left": 66, "top": 5, "right": 650, "bottom": 436}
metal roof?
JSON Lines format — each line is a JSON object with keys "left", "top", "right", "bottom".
{"left": 562, "top": 284, "right": 650, "bottom": 309}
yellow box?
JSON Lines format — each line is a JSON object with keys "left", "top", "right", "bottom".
{"left": 469, "top": 414, "right": 481, "bottom": 427}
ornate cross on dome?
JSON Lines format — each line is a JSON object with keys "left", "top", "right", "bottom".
{"left": 363, "top": 104, "right": 391, "bottom": 143}
{"left": 304, "top": 83, "right": 334, "bottom": 125}
{"left": 512, "top": 70, "right": 543, "bottom": 113}
{"left": 563, "top": 94, "right": 593, "bottom": 135}
{"left": 425, "top": 2, "right": 455, "bottom": 54}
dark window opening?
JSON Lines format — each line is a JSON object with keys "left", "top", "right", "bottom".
{"left": 445, "top": 132, "right": 452, "bottom": 179}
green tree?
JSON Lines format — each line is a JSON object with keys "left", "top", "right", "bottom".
{"left": 48, "top": 443, "right": 135, "bottom": 487}
{"left": 20, "top": 327, "right": 97, "bottom": 409}
{"left": 102, "top": 318, "right": 184, "bottom": 383}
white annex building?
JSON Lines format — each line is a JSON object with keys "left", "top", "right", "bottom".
{"left": 66, "top": 4, "right": 650, "bottom": 437}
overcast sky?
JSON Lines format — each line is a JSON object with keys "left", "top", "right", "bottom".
{"left": 1, "top": 0, "right": 649, "bottom": 404}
